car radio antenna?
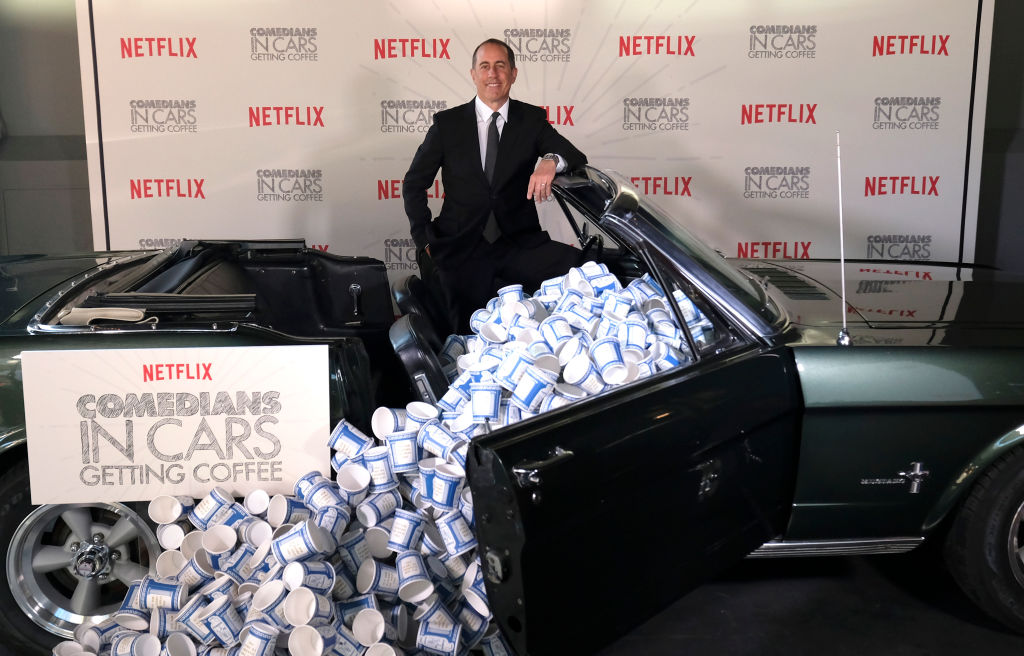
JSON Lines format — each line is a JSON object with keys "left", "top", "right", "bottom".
{"left": 835, "top": 130, "right": 851, "bottom": 347}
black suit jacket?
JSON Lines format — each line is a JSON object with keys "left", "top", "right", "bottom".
{"left": 403, "top": 98, "right": 587, "bottom": 265}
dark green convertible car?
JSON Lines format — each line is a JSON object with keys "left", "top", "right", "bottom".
{"left": 1, "top": 167, "right": 1022, "bottom": 655}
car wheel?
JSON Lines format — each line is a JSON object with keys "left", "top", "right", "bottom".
{"left": 0, "top": 459, "right": 159, "bottom": 653}
{"left": 945, "top": 447, "right": 1024, "bottom": 633}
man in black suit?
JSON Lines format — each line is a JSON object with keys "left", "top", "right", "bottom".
{"left": 403, "top": 38, "right": 587, "bottom": 331}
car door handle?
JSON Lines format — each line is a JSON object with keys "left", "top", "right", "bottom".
{"left": 512, "top": 446, "right": 574, "bottom": 489}
{"left": 348, "top": 283, "right": 362, "bottom": 317}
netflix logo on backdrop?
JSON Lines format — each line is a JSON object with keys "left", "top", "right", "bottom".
{"left": 872, "top": 34, "right": 949, "bottom": 56}
{"left": 120, "top": 37, "right": 197, "bottom": 59}
{"left": 541, "top": 105, "right": 575, "bottom": 126}
{"left": 373, "top": 38, "right": 451, "bottom": 59}
{"left": 863, "top": 176, "right": 939, "bottom": 197}
{"left": 248, "top": 106, "right": 324, "bottom": 127}
{"left": 130, "top": 178, "right": 205, "bottom": 200}
{"left": 630, "top": 176, "right": 692, "bottom": 197}
{"left": 619, "top": 35, "right": 695, "bottom": 56}
{"left": 741, "top": 103, "right": 816, "bottom": 125}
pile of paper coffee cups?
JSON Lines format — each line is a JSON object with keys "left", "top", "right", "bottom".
{"left": 55, "top": 262, "right": 701, "bottom": 656}
{"left": 440, "top": 261, "right": 706, "bottom": 429}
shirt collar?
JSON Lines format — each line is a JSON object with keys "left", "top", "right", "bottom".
{"left": 475, "top": 96, "right": 510, "bottom": 124}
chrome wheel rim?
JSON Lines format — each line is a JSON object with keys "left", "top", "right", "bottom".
{"left": 1008, "top": 496, "right": 1024, "bottom": 589}
{"left": 6, "top": 503, "right": 158, "bottom": 638}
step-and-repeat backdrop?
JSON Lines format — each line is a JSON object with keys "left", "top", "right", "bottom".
{"left": 76, "top": 0, "right": 992, "bottom": 278}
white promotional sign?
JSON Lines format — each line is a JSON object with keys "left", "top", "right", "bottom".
{"left": 23, "top": 345, "right": 329, "bottom": 504}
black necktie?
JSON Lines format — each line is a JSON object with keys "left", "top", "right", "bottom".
{"left": 482, "top": 111, "right": 501, "bottom": 242}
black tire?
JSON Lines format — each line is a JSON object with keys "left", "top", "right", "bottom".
{"left": 945, "top": 447, "right": 1024, "bottom": 633}
{"left": 0, "top": 454, "right": 160, "bottom": 653}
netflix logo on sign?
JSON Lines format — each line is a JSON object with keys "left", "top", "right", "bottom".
{"left": 619, "top": 35, "right": 695, "bottom": 56}
{"left": 541, "top": 105, "right": 574, "bottom": 126}
{"left": 120, "top": 37, "right": 197, "bottom": 59}
{"left": 736, "top": 241, "right": 812, "bottom": 259}
{"left": 373, "top": 38, "right": 450, "bottom": 59}
{"left": 741, "top": 103, "right": 816, "bottom": 125}
{"left": 248, "top": 106, "right": 324, "bottom": 127}
{"left": 864, "top": 176, "right": 939, "bottom": 197}
{"left": 630, "top": 176, "right": 692, "bottom": 197}
{"left": 130, "top": 178, "right": 205, "bottom": 200}
{"left": 872, "top": 34, "right": 949, "bottom": 56}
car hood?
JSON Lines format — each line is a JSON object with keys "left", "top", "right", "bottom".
{"left": 734, "top": 260, "right": 1024, "bottom": 347}
{"left": 0, "top": 253, "right": 128, "bottom": 327}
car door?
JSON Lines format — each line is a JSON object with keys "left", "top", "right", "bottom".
{"left": 468, "top": 291, "right": 802, "bottom": 655}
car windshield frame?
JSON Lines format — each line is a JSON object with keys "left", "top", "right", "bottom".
{"left": 562, "top": 168, "right": 786, "bottom": 339}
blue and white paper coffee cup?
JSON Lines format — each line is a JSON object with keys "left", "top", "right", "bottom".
{"left": 188, "top": 487, "right": 233, "bottom": 530}
{"left": 396, "top": 550, "right": 435, "bottom": 604}
{"left": 356, "top": 558, "right": 400, "bottom": 603}
{"left": 355, "top": 489, "right": 402, "bottom": 527}
{"left": 328, "top": 419, "right": 374, "bottom": 461}
{"left": 386, "top": 429, "right": 420, "bottom": 474}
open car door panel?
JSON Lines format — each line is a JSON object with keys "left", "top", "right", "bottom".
{"left": 468, "top": 345, "right": 801, "bottom": 655}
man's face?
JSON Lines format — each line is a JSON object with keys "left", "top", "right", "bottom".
{"left": 471, "top": 43, "right": 517, "bottom": 109}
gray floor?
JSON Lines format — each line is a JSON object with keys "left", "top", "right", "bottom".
{"left": 598, "top": 553, "right": 1023, "bottom": 655}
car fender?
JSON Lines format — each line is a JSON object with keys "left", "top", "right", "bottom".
{"left": 923, "top": 419, "right": 1024, "bottom": 531}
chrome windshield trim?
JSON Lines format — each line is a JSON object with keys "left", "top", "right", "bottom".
{"left": 26, "top": 249, "right": 169, "bottom": 334}
{"left": 0, "top": 425, "right": 26, "bottom": 457}
{"left": 747, "top": 537, "right": 925, "bottom": 558}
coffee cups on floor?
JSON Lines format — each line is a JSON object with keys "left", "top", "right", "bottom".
{"left": 201, "top": 524, "right": 237, "bottom": 570}
{"left": 355, "top": 489, "right": 402, "bottom": 527}
{"left": 139, "top": 575, "right": 189, "bottom": 611}
{"left": 237, "top": 621, "right": 278, "bottom": 656}
{"left": 430, "top": 463, "right": 465, "bottom": 512}
{"left": 109, "top": 632, "right": 160, "bottom": 656}
{"left": 363, "top": 446, "right": 400, "bottom": 493}
{"left": 267, "top": 494, "right": 311, "bottom": 528}
{"left": 436, "top": 509, "right": 477, "bottom": 557}
{"left": 148, "top": 495, "right": 195, "bottom": 525}
{"left": 356, "top": 559, "right": 400, "bottom": 602}
{"left": 387, "top": 508, "right": 425, "bottom": 553}
{"left": 112, "top": 580, "right": 149, "bottom": 630}
{"left": 313, "top": 504, "right": 351, "bottom": 548}
{"left": 396, "top": 550, "right": 435, "bottom": 603}
{"left": 283, "top": 560, "right": 336, "bottom": 596}
{"left": 283, "top": 587, "right": 334, "bottom": 627}
{"left": 328, "top": 419, "right": 375, "bottom": 460}
{"left": 336, "top": 530, "right": 372, "bottom": 575}
{"left": 371, "top": 406, "right": 407, "bottom": 439}
{"left": 405, "top": 401, "right": 440, "bottom": 434}
{"left": 270, "top": 520, "right": 333, "bottom": 564}
{"left": 250, "top": 579, "right": 290, "bottom": 629}
{"left": 175, "top": 549, "right": 216, "bottom": 592}
{"left": 155, "top": 548, "right": 188, "bottom": 579}
{"left": 197, "top": 593, "right": 243, "bottom": 646}
{"left": 336, "top": 463, "right": 372, "bottom": 506}
{"left": 385, "top": 429, "right": 420, "bottom": 474}
{"left": 304, "top": 479, "right": 346, "bottom": 513}
{"left": 188, "top": 487, "right": 233, "bottom": 530}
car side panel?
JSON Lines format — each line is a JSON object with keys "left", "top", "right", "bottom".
{"left": 787, "top": 347, "right": 1024, "bottom": 540}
